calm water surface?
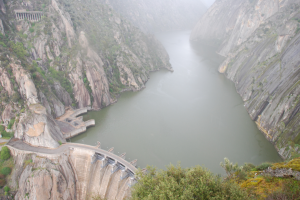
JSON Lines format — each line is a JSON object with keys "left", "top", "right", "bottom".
{"left": 72, "top": 31, "right": 281, "bottom": 174}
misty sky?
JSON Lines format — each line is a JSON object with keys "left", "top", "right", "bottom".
{"left": 202, "top": 0, "right": 215, "bottom": 7}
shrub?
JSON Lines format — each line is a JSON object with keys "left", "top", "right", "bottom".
{"left": 243, "top": 163, "right": 256, "bottom": 172}
{"left": 4, "top": 186, "right": 10, "bottom": 192}
{"left": 0, "top": 167, "right": 11, "bottom": 176}
{"left": 0, "top": 125, "right": 12, "bottom": 138}
{"left": 0, "top": 146, "right": 11, "bottom": 160}
{"left": 8, "top": 41, "right": 28, "bottom": 60}
{"left": 1, "top": 131, "right": 14, "bottom": 138}
{"left": 24, "top": 159, "right": 33, "bottom": 165}
{"left": 0, "top": 125, "right": 5, "bottom": 133}
{"left": 7, "top": 118, "right": 15, "bottom": 129}
{"left": 131, "top": 164, "right": 247, "bottom": 200}
{"left": 220, "top": 157, "right": 242, "bottom": 178}
{"left": 29, "top": 27, "right": 34, "bottom": 33}
{"left": 11, "top": 92, "right": 21, "bottom": 102}
{"left": 266, "top": 179, "right": 300, "bottom": 199}
{"left": 236, "top": 170, "right": 248, "bottom": 181}
{"left": 256, "top": 162, "right": 272, "bottom": 171}
{"left": 0, "top": 41, "right": 6, "bottom": 47}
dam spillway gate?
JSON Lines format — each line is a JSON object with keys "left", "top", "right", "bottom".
{"left": 92, "top": 152, "right": 136, "bottom": 182}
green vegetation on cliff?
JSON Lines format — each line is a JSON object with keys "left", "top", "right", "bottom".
{"left": 0, "top": 147, "right": 13, "bottom": 190}
{"left": 132, "top": 158, "right": 300, "bottom": 200}
{"left": 132, "top": 164, "right": 247, "bottom": 200}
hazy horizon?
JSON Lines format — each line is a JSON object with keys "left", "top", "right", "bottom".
{"left": 202, "top": 0, "right": 215, "bottom": 7}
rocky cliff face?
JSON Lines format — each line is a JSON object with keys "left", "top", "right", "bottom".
{"left": 0, "top": 0, "right": 172, "bottom": 146}
{"left": 191, "top": 0, "right": 300, "bottom": 159}
{"left": 14, "top": 104, "right": 66, "bottom": 148}
{"left": 98, "top": 0, "right": 207, "bottom": 33}
{"left": 9, "top": 149, "right": 76, "bottom": 200}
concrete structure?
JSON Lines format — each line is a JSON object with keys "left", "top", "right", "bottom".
{"left": 14, "top": 10, "right": 44, "bottom": 22}
{"left": 8, "top": 140, "right": 137, "bottom": 200}
{"left": 56, "top": 107, "right": 95, "bottom": 139}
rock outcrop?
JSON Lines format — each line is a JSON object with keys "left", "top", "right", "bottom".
{"left": 0, "top": 0, "right": 176, "bottom": 197}
{"left": 53, "top": 81, "right": 73, "bottom": 107}
{"left": 0, "top": 0, "right": 172, "bottom": 134}
{"left": 0, "top": 67, "right": 14, "bottom": 97}
{"left": 10, "top": 152, "right": 76, "bottom": 200}
{"left": 11, "top": 62, "right": 39, "bottom": 105}
{"left": 191, "top": 0, "right": 300, "bottom": 158}
{"left": 1, "top": 104, "right": 14, "bottom": 125}
{"left": 262, "top": 167, "right": 300, "bottom": 181}
{"left": 78, "top": 31, "right": 112, "bottom": 110}
{"left": 14, "top": 104, "right": 66, "bottom": 148}
{"left": 0, "top": 19, "right": 4, "bottom": 36}
{"left": 0, "top": 0, "right": 5, "bottom": 14}
{"left": 190, "top": 0, "right": 285, "bottom": 55}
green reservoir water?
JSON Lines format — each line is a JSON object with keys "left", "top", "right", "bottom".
{"left": 72, "top": 31, "right": 281, "bottom": 174}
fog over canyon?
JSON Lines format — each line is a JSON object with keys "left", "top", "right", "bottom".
{"left": 0, "top": 0, "right": 300, "bottom": 199}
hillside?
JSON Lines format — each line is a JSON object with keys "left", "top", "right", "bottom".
{"left": 191, "top": 0, "right": 300, "bottom": 159}
{"left": 0, "top": 0, "right": 172, "bottom": 147}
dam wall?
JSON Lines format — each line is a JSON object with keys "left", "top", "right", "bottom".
{"left": 8, "top": 142, "right": 136, "bottom": 200}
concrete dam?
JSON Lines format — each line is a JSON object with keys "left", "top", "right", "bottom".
{"left": 8, "top": 140, "right": 137, "bottom": 200}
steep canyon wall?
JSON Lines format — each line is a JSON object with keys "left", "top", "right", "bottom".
{"left": 191, "top": 0, "right": 300, "bottom": 159}
{"left": 0, "top": 0, "right": 172, "bottom": 147}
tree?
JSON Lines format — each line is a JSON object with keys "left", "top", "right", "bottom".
{"left": 4, "top": 186, "right": 10, "bottom": 192}
{"left": 220, "top": 157, "right": 242, "bottom": 179}
{"left": 131, "top": 164, "right": 247, "bottom": 200}
{"left": 7, "top": 118, "right": 15, "bottom": 129}
{"left": 0, "top": 146, "right": 11, "bottom": 160}
{"left": 4, "top": 185, "right": 10, "bottom": 196}
{"left": 0, "top": 167, "right": 11, "bottom": 176}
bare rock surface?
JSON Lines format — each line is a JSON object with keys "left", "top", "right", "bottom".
{"left": 68, "top": 57, "right": 91, "bottom": 109}
{"left": 51, "top": 0, "right": 75, "bottom": 48}
{"left": 191, "top": 0, "right": 300, "bottom": 158}
{"left": 0, "top": 0, "right": 5, "bottom": 13}
{"left": 1, "top": 104, "right": 14, "bottom": 124}
{"left": 78, "top": 32, "right": 112, "bottom": 110}
{"left": 13, "top": 154, "right": 76, "bottom": 200}
{"left": 53, "top": 81, "right": 73, "bottom": 107}
{"left": 14, "top": 104, "right": 66, "bottom": 148}
{"left": 262, "top": 167, "right": 300, "bottom": 180}
{"left": 11, "top": 62, "right": 38, "bottom": 105}
{"left": 0, "top": 68, "right": 14, "bottom": 97}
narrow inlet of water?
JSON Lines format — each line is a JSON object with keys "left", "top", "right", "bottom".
{"left": 72, "top": 31, "right": 281, "bottom": 174}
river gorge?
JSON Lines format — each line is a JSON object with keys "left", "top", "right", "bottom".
{"left": 72, "top": 31, "right": 282, "bottom": 174}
